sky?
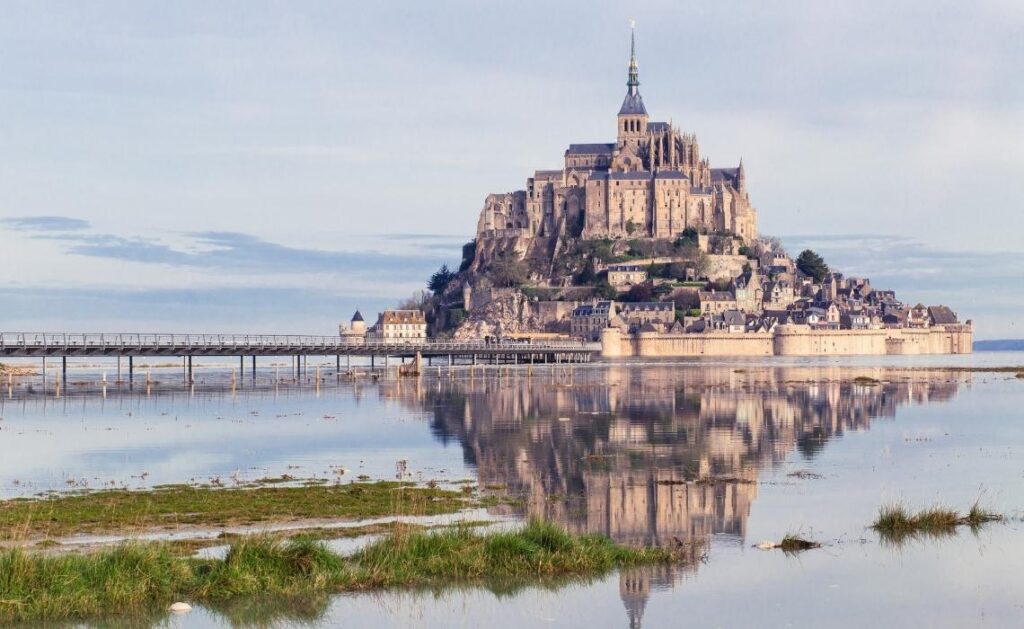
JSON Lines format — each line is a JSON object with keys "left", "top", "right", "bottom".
{"left": 1, "top": 1, "right": 1022, "bottom": 338}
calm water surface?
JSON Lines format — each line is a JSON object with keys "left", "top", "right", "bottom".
{"left": 2, "top": 354, "right": 1023, "bottom": 628}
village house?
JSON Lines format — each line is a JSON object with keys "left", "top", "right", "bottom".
{"left": 840, "top": 311, "right": 871, "bottom": 330}
{"left": 618, "top": 302, "right": 675, "bottom": 330}
{"left": 368, "top": 310, "right": 427, "bottom": 341}
{"left": 698, "top": 290, "right": 738, "bottom": 315}
{"left": 763, "top": 279, "right": 794, "bottom": 310}
{"left": 570, "top": 300, "right": 615, "bottom": 341}
{"left": 607, "top": 264, "right": 648, "bottom": 288}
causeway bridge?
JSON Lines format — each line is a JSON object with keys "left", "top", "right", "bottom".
{"left": 1, "top": 333, "right": 599, "bottom": 381}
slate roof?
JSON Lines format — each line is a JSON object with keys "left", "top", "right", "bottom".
{"left": 654, "top": 171, "right": 687, "bottom": 179}
{"left": 351, "top": 310, "right": 364, "bottom": 322}
{"left": 378, "top": 310, "right": 425, "bottom": 325}
{"left": 928, "top": 306, "right": 958, "bottom": 325}
{"left": 722, "top": 310, "right": 746, "bottom": 326}
{"left": 618, "top": 92, "right": 648, "bottom": 116}
{"left": 698, "top": 291, "right": 737, "bottom": 302}
{"left": 711, "top": 168, "right": 740, "bottom": 185}
{"left": 566, "top": 143, "right": 615, "bottom": 155}
{"left": 620, "top": 301, "right": 674, "bottom": 313}
{"left": 608, "top": 264, "right": 646, "bottom": 272}
{"left": 646, "top": 121, "right": 670, "bottom": 133}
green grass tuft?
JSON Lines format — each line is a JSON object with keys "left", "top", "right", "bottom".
{"left": 777, "top": 534, "right": 821, "bottom": 553}
{"left": 0, "top": 520, "right": 690, "bottom": 624}
{"left": 872, "top": 502, "right": 1004, "bottom": 544}
{"left": 0, "top": 480, "right": 472, "bottom": 540}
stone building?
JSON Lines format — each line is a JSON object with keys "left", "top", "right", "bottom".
{"left": 473, "top": 27, "right": 757, "bottom": 269}
{"left": 607, "top": 264, "right": 648, "bottom": 288}
{"left": 339, "top": 310, "right": 367, "bottom": 343}
{"left": 570, "top": 300, "right": 616, "bottom": 341}
{"left": 368, "top": 310, "right": 427, "bottom": 341}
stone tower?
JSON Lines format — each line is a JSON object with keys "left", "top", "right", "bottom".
{"left": 617, "top": 23, "right": 648, "bottom": 151}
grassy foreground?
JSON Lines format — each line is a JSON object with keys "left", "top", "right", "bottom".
{"left": 872, "top": 502, "right": 1002, "bottom": 543}
{"left": 0, "top": 481, "right": 472, "bottom": 539}
{"left": 0, "top": 520, "right": 686, "bottom": 624}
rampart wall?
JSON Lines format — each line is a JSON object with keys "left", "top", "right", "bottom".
{"left": 601, "top": 324, "right": 973, "bottom": 358}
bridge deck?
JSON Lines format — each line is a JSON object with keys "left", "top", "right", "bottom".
{"left": 0, "top": 333, "right": 598, "bottom": 360}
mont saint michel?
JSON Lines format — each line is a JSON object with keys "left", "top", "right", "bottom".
{"left": 424, "top": 28, "right": 973, "bottom": 357}
{"left": 3, "top": 6, "right": 1021, "bottom": 629}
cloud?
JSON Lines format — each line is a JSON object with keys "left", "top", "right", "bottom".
{"left": 0, "top": 285, "right": 392, "bottom": 334}
{"left": 1, "top": 216, "right": 90, "bottom": 231}
{"left": 23, "top": 228, "right": 456, "bottom": 278}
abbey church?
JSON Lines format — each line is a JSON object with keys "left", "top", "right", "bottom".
{"left": 474, "top": 28, "right": 758, "bottom": 265}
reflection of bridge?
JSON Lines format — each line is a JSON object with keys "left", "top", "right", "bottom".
{"left": 1, "top": 333, "right": 598, "bottom": 379}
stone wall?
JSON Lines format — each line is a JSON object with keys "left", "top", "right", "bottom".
{"left": 601, "top": 324, "right": 973, "bottom": 358}
{"left": 704, "top": 254, "right": 756, "bottom": 281}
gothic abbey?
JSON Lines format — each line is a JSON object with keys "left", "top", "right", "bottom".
{"left": 474, "top": 28, "right": 758, "bottom": 265}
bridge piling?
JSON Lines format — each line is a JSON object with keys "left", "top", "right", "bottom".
{"left": 128, "top": 356, "right": 134, "bottom": 387}
{"left": 252, "top": 356, "right": 256, "bottom": 383}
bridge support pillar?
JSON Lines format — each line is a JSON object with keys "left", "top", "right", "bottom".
{"left": 252, "top": 356, "right": 256, "bottom": 382}
{"left": 129, "top": 356, "right": 134, "bottom": 386}
{"left": 188, "top": 356, "right": 193, "bottom": 383}
{"left": 62, "top": 356, "right": 67, "bottom": 385}
{"left": 240, "top": 356, "right": 244, "bottom": 381}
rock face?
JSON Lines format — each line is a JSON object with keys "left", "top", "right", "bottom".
{"left": 453, "top": 291, "right": 540, "bottom": 340}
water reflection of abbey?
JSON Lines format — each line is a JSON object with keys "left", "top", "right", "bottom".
{"left": 386, "top": 366, "right": 958, "bottom": 626}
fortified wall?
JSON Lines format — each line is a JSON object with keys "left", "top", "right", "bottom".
{"left": 601, "top": 324, "right": 973, "bottom": 358}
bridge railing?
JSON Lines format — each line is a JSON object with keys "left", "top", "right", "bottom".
{"left": 0, "top": 333, "right": 596, "bottom": 353}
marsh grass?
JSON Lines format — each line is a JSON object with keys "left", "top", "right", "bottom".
{"left": 0, "top": 520, "right": 687, "bottom": 624}
{"left": 0, "top": 481, "right": 470, "bottom": 539}
{"left": 852, "top": 376, "right": 881, "bottom": 385}
{"left": 872, "top": 502, "right": 1003, "bottom": 545}
{"left": 777, "top": 535, "right": 821, "bottom": 553}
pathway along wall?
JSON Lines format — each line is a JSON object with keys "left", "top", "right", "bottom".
{"left": 600, "top": 324, "right": 973, "bottom": 358}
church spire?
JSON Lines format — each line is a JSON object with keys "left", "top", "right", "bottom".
{"left": 617, "top": 21, "right": 647, "bottom": 118}
{"left": 627, "top": 20, "right": 639, "bottom": 95}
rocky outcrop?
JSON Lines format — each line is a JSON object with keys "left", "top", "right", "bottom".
{"left": 453, "top": 290, "right": 541, "bottom": 340}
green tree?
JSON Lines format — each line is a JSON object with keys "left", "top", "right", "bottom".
{"left": 428, "top": 264, "right": 456, "bottom": 293}
{"left": 594, "top": 280, "right": 618, "bottom": 300}
{"left": 488, "top": 254, "right": 530, "bottom": 288}
{"left": 622, "top": 282, "right": 654, "bottom": 303}
{"left": 574, "top": 259, "right": 597, "bottom": 286}
{"left": 796, "top": 249, "right": 830, "bottom": 283}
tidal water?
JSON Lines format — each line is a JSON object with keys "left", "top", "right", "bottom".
{"left": 2, "top": 354, "right": 1023, "bottom": 628}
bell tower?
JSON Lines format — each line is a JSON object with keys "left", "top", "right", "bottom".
{"left": 617, "top": 22, "right": 648, "bottom": 149}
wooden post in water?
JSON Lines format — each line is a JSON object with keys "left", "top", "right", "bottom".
{"left": 252, "top": 356, "right": 256, "bottom": 383}
{"left": 128, "top": 356, "right": 134, "bottom": 386}
{"left": 62, "top": 356, "right": 67, "bottom": 385}
{"left": 187, "top": 356, "right": 193, "bottom": 384}
{"left": 117, "top": 356, "right": 121, "bottom": 383}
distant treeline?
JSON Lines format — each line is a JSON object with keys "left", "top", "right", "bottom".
{"left": 974, "top": 339, "right": 1024, "bottom": 351}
